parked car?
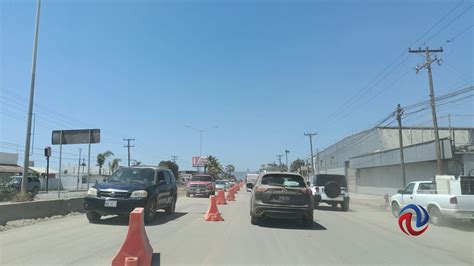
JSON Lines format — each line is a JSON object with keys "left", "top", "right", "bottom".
{"left": 6, "top": 176, "right": 41, "bottom": 194}
{"left": 215, "top": 180, "right": 227, "bottom": 191}
{"left": 248, "top": 172, "right": 314, "bottom": 227}
{"left": 83, "top": 166, "right": 178, "bottom": 224}
{"left": 186, "top": 174, "right": 215, "bottom": 197}
{"left": 309, "top": 174, "right": 349, "bottom": 211}
{"left": 390, "top": 175, "right": 474, "bottom": 225}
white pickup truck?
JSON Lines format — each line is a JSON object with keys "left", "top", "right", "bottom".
{"left": 390, "top": 175, "right": 474, "bottom": 225}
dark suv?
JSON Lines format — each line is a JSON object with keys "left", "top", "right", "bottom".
{"left": 84, "top": 166, "right": 178, "bottom": 223}
{"left": 248, "top": 172, "right": 314, "bottom": 227}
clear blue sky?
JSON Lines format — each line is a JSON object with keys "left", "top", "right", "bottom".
{"left": 1, "top": 0, "right": 473, "bottom": 172}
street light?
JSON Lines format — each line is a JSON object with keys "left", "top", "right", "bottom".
{"left": 184, "top": 125, "right": 218, "bottom": 156}
{"left": 285, "top": 150, "right": 290, "bottom": 172}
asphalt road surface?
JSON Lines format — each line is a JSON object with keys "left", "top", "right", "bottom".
{"left": 1, "top": 191, "right": 473, "bottom": 265}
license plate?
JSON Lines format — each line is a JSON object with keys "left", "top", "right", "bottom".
{"left": 196, "top": 189, "right": 201, "bottom": 193}
{"left": 104, "top": 200, "right": 117, "bottom": 207}
{"left": 278, "top": 196, "right": 290, "bottom": 202}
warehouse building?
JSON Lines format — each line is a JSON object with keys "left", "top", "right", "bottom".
{"left": 315, "top": 127, "right": 474, "bottom": 195}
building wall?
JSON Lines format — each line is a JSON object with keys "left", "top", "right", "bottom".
{"left": 462, "top": 154, "right": 474, "bottom": 175}
{"left": 355, "top": 159, "right": 462, "bottom": 195}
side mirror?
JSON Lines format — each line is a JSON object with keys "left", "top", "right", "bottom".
{"left": 306, "top": 181, "right": 311, "bottom": 187}
{"left": 397, "top": 189, "right": 403, "bottom": 194}
{"left": 246, "top": 183, "right": 253, "bottom": 189}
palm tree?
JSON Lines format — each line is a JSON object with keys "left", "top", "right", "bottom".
{"left": 225, "top": 164, "right": 235, "bottom": 178}
{"left": 207, "top": 155, "right": 223, "bottom": 178}
{"left": 110, "top": 158, "right": 121, "bottom": 173}
{"left": 97, "top": 151, "right": 114, "bottom": 175}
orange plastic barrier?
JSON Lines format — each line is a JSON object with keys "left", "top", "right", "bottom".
{"left": 112, "top": 208, "right": 153, "bottom": 266}
{"left": 216, "top": 190, "right": 227, "bottom": 205}
{"left": 226, "top": 188, "right": 235, "bottom": 201}
{"left": 204, "top": 195, "right": 224, "bottom": 221}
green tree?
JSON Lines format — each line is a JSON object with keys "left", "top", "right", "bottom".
{"left": 225, "top": 164, "right": 235, "bottom": 178}
{"left": 206, "top": 155, "right": 223, "bottom": 178}
{"left": 110, "top": 158, "right": 121, "bottom": 173}
{"left": 159, "top": 160, "right": 179, "bottom": 180}
{"left": 290, "top": 158, "right": 306, "bottom": 172}
{"left": 97, "top": 151, "right": 114, "bottom": 175}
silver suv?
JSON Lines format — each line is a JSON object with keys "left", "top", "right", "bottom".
{"left": 309, "top": 174, "right": 349, "bottom": 211}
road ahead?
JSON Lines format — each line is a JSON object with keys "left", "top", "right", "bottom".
{"left": 1, "top": 191, "right": 473, "bottom": 265}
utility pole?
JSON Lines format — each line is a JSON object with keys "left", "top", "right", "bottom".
{"left": 396, "top": 104, "right": 407, "bottom": 187}
{"left": 77, "top": 148, "right": 82, "bottom": 190}
{"left": 285, "top": 150, "right": 290, "bottom": 172}
{"left": 277, "top": 155, "right": 283, "bottom": 171}
{"left": 123, "top": 138, "right": 135, "bottom": 167}
{"left": 21, "top": 0, "right": 41, "bottom": 196}
{"left": 171, "top": 155, "right": 178, "bottom": 163}
{"left": 409, "top": 47, "right": 444, "bottom": 175}
{"left": 304, "top": 132, "right": 317, "bottom": 175}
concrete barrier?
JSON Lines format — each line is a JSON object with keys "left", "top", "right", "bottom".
{"left": 0, "top": 197, "right": 85, "bottom": 226}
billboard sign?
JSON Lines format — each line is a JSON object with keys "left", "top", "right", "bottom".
{"left": 192, "top": 156, "right": 209, "bottom": 167}
{"left": 52, "top": 129, "right": 100, "bottom": 145}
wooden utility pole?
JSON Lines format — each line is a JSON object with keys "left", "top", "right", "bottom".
{"left": 396, "top": 104, "right": 407, "bottom": 187}
{"left": 123, "top": 138, "right": 135, "bottom": 167}
{"left": 304, "top": 132, "right": 317, "bottom": 175}
{"left": 409, "top": 47, "right": 444, "bottom": 174}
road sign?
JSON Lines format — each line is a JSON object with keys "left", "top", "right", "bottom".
{"left": 192, "top": 156, "right": 209, "bottom": 167}
{"left": 52, "top": 129, "right": 100, "bottom": 145}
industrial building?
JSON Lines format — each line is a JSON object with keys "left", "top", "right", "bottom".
{"left": 314, "top": 127, "right": 474, "bottom": 195}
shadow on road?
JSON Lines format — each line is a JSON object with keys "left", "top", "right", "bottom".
{"left": 257, "top": 218, "right": 327, "bottom": 230}
{"left": 434, "top": 220, "right": 474, "bottom": 232}
{"left": 96, "top": 211, "right": 187, "bottom": 226}
{"left": 315, "top": 205, "right": 356, "bottom": 213}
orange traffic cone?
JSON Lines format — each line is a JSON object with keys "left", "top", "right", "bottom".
{"left": 204, "top": 195, "right": 224, "bottom": 221}
{"left": 226, "top": 188, "right": 235, "bottom": 201}
{"left": 216, "top": 190, "right": 227, "bottom": 205}
{"left": 112, "top": 208, "right": 153, "bottom": 266}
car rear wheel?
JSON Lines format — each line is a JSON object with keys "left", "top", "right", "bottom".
{"left": 251, "top": 215, "right": 260, "bottom": 225}
{"left": 303, "top": 214, "right": 313, "bottom": 227}
{"left": 391, "top": 202, "right": 400, "bottom": 218}
{"left": 341, "top": 200, "right": 349, "bottom": 212}
{"left": 32, "top": 187, "right": 39, "bottom": 195}
{"left": 165, "top": 196, "right": 176, "bottom": 215}
{"left": 144, "top": 200, "right": 157, "bottom": 224}
{"left": 428, "top": 206, "right": 443, "bottom": 226}
{"left": 86, "top": 211, "right": 101, "bottom": 223}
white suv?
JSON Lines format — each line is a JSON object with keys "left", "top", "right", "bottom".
{"left": 309, "top": 174, "right": 350, "bottom": 211}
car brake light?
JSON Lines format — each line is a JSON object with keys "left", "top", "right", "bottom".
{"left": 255, "top": 186, "right": 268, "bottom": 193}
{"left": 207, "top": 183, "right": 213, "bottom": 189}
{"left": 300, "top": 188, "right": 312, "bottom": 195}
{"left": 450, "top": 197, "right": 457, "bottom": 204}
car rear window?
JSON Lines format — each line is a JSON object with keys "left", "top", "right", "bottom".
{"left": 216, "top": 180, "right": 225, "bottom": 184}
{"left": 191, "top": 175, "right": 213, "bottom": 182}
{"left": 314, "top": 175, "right": 347, "bottom": 187}
{"left": 261, "top": 174, "right": 306, "bottom": 188}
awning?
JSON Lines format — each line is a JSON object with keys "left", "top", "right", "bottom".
{"left": 0, "top": 164, "right": 23, "bottom": 173}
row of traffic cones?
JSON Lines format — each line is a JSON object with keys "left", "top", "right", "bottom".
{"left": 204, "top": 182, "right": 243, "bottom": 222}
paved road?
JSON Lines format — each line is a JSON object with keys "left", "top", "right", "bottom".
{"left": 1, "top": 191, "right": 473, "bottom": 265}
